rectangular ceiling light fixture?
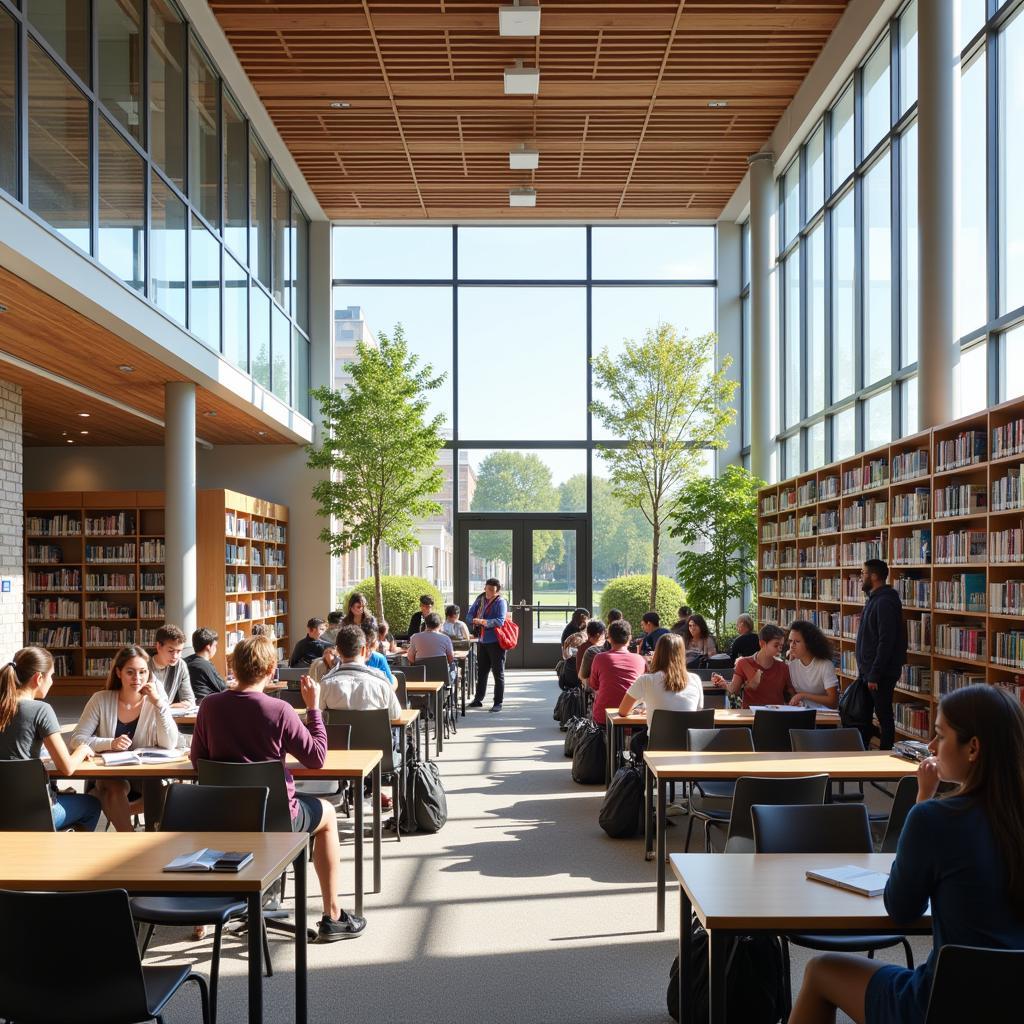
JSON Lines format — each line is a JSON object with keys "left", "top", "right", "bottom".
{"left": 499, "top": 2, "right": 541, "bottom": 37}
{"left": 504, "top": 61, "right": 540, "bottom": 95}
{"left": 509, "top": 188, "right": 537, "bottom": 208}
{"left": 509, "top": 145, "right": 539, "bottom": 170}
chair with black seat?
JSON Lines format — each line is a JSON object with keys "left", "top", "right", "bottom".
{"left": 419, "top": 654, "right": 457, "bottom": 737}
{"left": 276, "top": 688, "right": 307, "bottom": 710}
{"left": 752, "top": 707, "right": 818, "bottom": 751}
{"left": 684, "top": 726, "right": 754, "bottom": 853}
{"left": 880, "top": 774, "right": 919, "bottom": 853}
{"left": 716, "top": 773, "right": 828, "bottom": 853}
{"left": 924, "top": 945, "right": 1024, "bottom": 1023}
{"left": 790, "top": 727, "right": 889, "bottom": 818}
{"left": 645, "top": 708, "right": 716, "bottom": 811}
{"left": 321, "top": 722, "right": 352, "bottom": 816}
{"left": 131, "top": 785, "right": 268, "bottom": 1024}
{"left": 0, "top": 759, "right": 57, "bottom": 831}
{"left": 0, "top": 888, "right": 210, "bottom": 1024}
{"left": 751, "top": 802, "right": 914, "bottom": 1015}
{"left": 277, "top": 667, "right": 306, "bottom": 683}
{"left": 392, "top": 669, "right": 409, "bottom": 709}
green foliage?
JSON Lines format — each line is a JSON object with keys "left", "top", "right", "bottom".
{"left": 590, "top": 322, "right": 738, "bottom": 609}
{"left": 598, "top": 574, "right": 685, "bottom": 631}
{"left": 669, "top": 465, "right": 763, "bottom": 643}
{"left": 307, "top": 324, "right": 447, "bottom": 618}
{"left": 345, "top": 576, "right": 443, "bottom": 634}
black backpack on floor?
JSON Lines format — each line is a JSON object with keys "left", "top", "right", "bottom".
{"left": 598, "top": 760, "right": 644, "bottom": 837}
{"left": 553, "top": 690, "right": 568, "bottom": 722}
{"left": 558, "top": 687, "right": 585, "bottom": 731}
{"left": 667, "top": 916, "right": 785, "bottom": 1024}
{"left": 559, "top": 656, "right": 580, "bottom": 691}
{"left": 571, "top": 721, "right": 606, "bottom": 785}
{"left": 397, "top": 755, "right": 448, "bottom": 834}
{"left": 564, "top": 716, "right": 590, "bottom": 758}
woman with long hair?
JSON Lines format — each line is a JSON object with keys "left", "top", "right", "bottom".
{"left": 685, "top": 614, "right": 717, "bottom": 657}
{"left": 343, "top": 592, "right": 370, "bottom": 627}
{"left": 561, "top": 607, "right": 591, "bottom": 646}
{"left": 619, "top": 632, "right": 704, "bottom": 715}
{"left": 789, "top": 684, "right": 1024, "bottom": 1024}
{"left": 786, "top": 619, "right": 840, "bottom": 709}
{"left": 0, "top": 646, "right": 100, "bottom": 830}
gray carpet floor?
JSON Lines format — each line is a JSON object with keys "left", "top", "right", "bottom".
{"left": 52, "top": 672, "right": 928, "bottom": 1023}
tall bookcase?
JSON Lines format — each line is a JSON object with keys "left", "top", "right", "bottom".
{"left": 758, "top": 399, "right": 1024, "bottom": 742}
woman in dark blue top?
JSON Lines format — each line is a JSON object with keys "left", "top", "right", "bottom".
{"left": 789, "top": 683, "right": 1024, "bottom": 1024}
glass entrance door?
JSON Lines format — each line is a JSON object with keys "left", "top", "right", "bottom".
{"left": 457, "top": 516, "right": 590, "bottom": 670}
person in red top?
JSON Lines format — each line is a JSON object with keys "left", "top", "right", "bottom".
{"left": 711, "top": 622, "right": 793, "bottom": 708}
{"left": 587, "top": 619, "right": 647, "bottom": 724}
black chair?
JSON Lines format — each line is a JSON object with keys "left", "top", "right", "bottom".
{"left": 790, "top": 727, "right": 888, "bottom": 817}
{"left": 418, "top": 654, "right": 458, "bottom": 738}
{"left": 276, "top": 688, "right": 307, "bottom": 710}
{"left": 717, "top": 774, "right": 828, "bottom": 852}
{"left": 277, "top": 667, "right": 306, "bottom": 683}
{"left": 0, "top": 888, "right": 210, "bottom": 1024}
{"left": 684, "top": 726, "right": 754, "bottom": 853}
{"left": 924, "top": 945, "right": 1024, "bottom": 1023}
{"left": 750, "top": 802, "right": 914, "bottom": 1015}
{"left": 392, "top": 669, "right": 409, "bottom": 709}
{"left": 752, "top": 708, "right": 818, "bottom": 751}
{"left": 0, "top": 759, "right": 57, "bottom": 831}
{"left": 645, "top": 708, "right": 716, "bottom": 810}
{"left": 322, "top": 722, "right": 352, "bottom": 816}
{"left": 132, "top": 785, "right": 269, "bottom": 1024}
{"left": 880, "top": 775, "right": 919, "bottom": 853}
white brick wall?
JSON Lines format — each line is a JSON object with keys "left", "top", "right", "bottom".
{"left": 0, "top": 380, "right": 23, "bottom": 658}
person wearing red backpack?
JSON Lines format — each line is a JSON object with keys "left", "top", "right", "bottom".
{"left": 468, "top": 578, "right": 509, "bottom": 713}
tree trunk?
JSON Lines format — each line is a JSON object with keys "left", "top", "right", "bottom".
{"left": 649, "top": 517, "right": 660, "bottom": 610}
{"left": 371, "top": 540, "right": 385, "bottom": 622}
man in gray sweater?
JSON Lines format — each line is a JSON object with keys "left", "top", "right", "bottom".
{"left": 149, "top": 624, "right": 195, "bottom": 708}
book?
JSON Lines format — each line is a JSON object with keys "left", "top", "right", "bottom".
{"left": 163, "top": 848, "right": 254, "bottom": 873}
{"left": 99, "top": 747, "right": 186, "bottom": 766}
{"left": 806, "top": 865, "right": 889, "bottom": 897}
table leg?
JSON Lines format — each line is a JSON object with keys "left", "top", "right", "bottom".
{"left": 656, "top": 776, "right": 668, "bottom": 932}
{"left": 680, "top": 890, "right": 693, "bottom": 1024}
{"left": 424, "top": 707, "right": 432, "bottom": 761}
{"left": 247, "top": 892, "right": 263, "bottom": 1024}
{"left": 372, "top": 763, "right": 382, "bottom": 894}
{"left": 353, "top": 780, "right": 364, "bottom": 917}
{"left": 415, "top": 716, "right": 422, "bottom": 761}
{"left": 708, "top": 930, "right": 729, "bottom": 1024}
{"left": 435, "top": 691, "right": 443, "bottom": 755}
{"left": 605, "top": 718, "right": 614, "bottom": 786}
{"left": 460, "top": 658, "right": 467, "bottom": 717}
{"left": 644, "top": 762, "right": 653, "bottom": 860}
{"left": 293, "top": 849, "right": 308, "bottom": 1024}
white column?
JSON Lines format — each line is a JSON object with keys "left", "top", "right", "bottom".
{"left": 716, "top": 220, "right": 743, "bottom": 469}
{"left": 917, "top": 0, "right": 956, "bottom": 428}
{"left": 748, "top": 151, "right": 775, "bottom": 481}
{"left": 164, "top": 381, "right": 197, "bottom": 636}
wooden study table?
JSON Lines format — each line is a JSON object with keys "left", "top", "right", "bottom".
{"left": 0, "top": 830, "right": 310, "bottom": 1024}
{"left": 671, "top": 852, "right": 931, "bottom": 1024}
{"left": 644, "top": 749, "right": 918, "bottom": 931}
{"left": 48, "top": 749, "right": 384, "bottom": 916}
{"left": 603, "top": 707, "right": 842, "bottom": 785}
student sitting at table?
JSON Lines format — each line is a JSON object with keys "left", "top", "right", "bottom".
{"left": 729, "top": 613, "right": 761, "bottom": 660}
{"left": 577, "top": 619, "right": 608, "bottom": 683}
{"left": 684, "top": 613, "right": 718, "bottom": 661}
{"left": 185, "top": 627, "right": 228, "bottom": 701}
{"left": 443, "top": 605, "right": 471, "bottom": 642}
{"left": 618, "top": 632, "right": 704, "bottom": 717}
{"left": 72, "top": 645, "right": 180, "bottom": 832}
{"left": 786, "top": 619, "right": 839, "bottom": 709}
{"left": 789, "top": 683, "right": 1024, "bottom": 1024}
{"left": 406, "top": 595, "right": 435, "bottom": 638}
{"left": 342, "top": 592, "right": 370, "bottom": 628}
{"left": 407, "top": 612, "right": 456, "bottom": 684}
{"left": 308, "top": 644, "right": 339, "bottom": 684}
{"left": 711, "top": 623, "right": 791, "bottom": 708}
{"left": 0, "top": 646, "right": 101, "bottom": 831}
{"left": 359, "top": 619, "right": 395, "bottom": 685}
{"left": 191, "top": 634, "right": 365, "bottom": 941}
{"left": 320, "top": 625, "right": 402, "bottom": 721}
{"left": 638, "top": 611, "right": 670, "bottom": 657}
{"left": 289, "top": 617, "right": 330, "bottom": 668}
{"left": 149, "top": 624, "right": 195, "bottom": 708}
{"left": 322, "top": 609, "right": 344, "bottom": 644}
{"left": 587, "top": 619, "right": 646, "bottom": 725}
{"left": 377, "top": 619, "right": 398, "bottom": 653}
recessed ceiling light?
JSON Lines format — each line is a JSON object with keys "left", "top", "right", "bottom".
{"left": 78, "top": 411, "right": 90, "bottom": 418}
{"left": 509, "top": 144, "right": 539, "bottom": 170}
{"left": 203, "top": 410, "right": 217, "bottom": 417}
{"left": 509, "top": 187, "right": 537, "bottom": 208}
{"left": 61, "top": 431, "right": 68, "bottom": 437}
{"left": 504, "top": 60, "right": 540, "bottom": 95}
{"left": 65, "top": 439, "right": 74, "bottom": 444}
{"left": 708, "top": 100, "right": 728, "bottom": 109}
{"left": 79, "top": 430, "right": 89, "bottom": 435}
{"left": 117, "top": 364, "right": 135, "bottom": 373}
{"left": 329, "top": 101, "right": 350, "bottom": 109}
{"left": 0, "top": 304, "right": 7, "bottom": 314}
{"left": 499, "top": 1, "right": 541, "bottom": 37}
{"left": 257, "top": 430, "right": 268, "bottom": 437}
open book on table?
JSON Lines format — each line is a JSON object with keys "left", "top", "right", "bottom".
{"left": 99, "top": 747, "right": 186, "bottom": 766}
{"left": 164, "top": 849, "right": 254, "bottom": 873}
{"left": 806, "top": 865, "right": 889, "bottom": 897}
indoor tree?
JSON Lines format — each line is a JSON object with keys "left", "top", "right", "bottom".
{"left": 590, "top": 322, "right": 738, "bottom": 609}
{"left": 307, "top": 324, "right": 447, "bottom": 620}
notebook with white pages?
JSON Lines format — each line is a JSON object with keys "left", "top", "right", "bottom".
{"left": 99, "top": 747, "right": 186, "bottom": 766}
{"left": 805, "top": 864, "right": 890, "bottom": 897}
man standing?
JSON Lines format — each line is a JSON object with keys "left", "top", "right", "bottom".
{"left": 854, "top": 558, "right": 907, "bottom": 749}
{"left": 467, "top": 578, "right": 508, "bottom": 713}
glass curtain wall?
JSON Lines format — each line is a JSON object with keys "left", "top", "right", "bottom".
{"left": 332, "top": 225, "right": 718, "bottom": 606}
{"left": 0, "top": 0, "right": 311, "bottom": 415}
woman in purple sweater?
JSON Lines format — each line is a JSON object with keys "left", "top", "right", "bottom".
{"left": 191, "top": 634, "right": 365, "bottom": 941}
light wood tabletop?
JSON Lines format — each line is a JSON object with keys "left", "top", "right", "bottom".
{"left": 405, "top": 679, "right": 447, "bottom": 693}
{"left": 168, "top": 708, "right": 421, "bottom": 729}
{"left": 644, "top": 749, "right": 916, "bottom": 781}
{"left": 608, "top": 708, "right": 841, "bottom": 728}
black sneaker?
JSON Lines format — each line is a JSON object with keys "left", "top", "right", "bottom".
{"left": 467, "top": 700, "right": 483, "bottom": 708}
{"left": 489, "top": 703, "right": 503, "bottom": 713}
{"left": 317, "top": 910, "right": 366, "bottom": 942}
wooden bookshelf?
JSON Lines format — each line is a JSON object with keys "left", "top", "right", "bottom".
{"left": 758, "top": 396, "right": 1024, "bottom": 741}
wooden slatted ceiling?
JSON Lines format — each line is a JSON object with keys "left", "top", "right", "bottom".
{"left": 210, "top": 0, "right": 846, "bottom": 220}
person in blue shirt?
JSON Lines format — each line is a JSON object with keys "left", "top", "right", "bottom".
{"left": 638, "top": 612, "right": 670, "bottom": 657}
{"left": 467, "top": 578, "right": 508, "bottom": 713}
{"left": 358, "top": 618, "right": 395, "bottom": 687}
{"left": 789, "top": 683, "right": 1024, "bottom": 1024}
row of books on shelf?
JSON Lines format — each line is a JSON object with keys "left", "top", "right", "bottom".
{"left": 841, "top": 614, "right": 861, "bottom": 638}
{"left": 892, "top": 489, "right": 929, "bottom": 523}
{"left": 223, "top": 513, "right": 288, "bottom": 544}
{"left": 991, "top": 631, "right": 1024, "bottom": 668}
{"left": 843, "top": 459, "right": 890, "bottom": 494}
{"left": 893, "top": 529, "right": 930, "bottom": 565}
{"left": 991, "top": 466, "right": 1024, "bottom": 511}
{"left": 27, "top": 544, "right": 63, "bottom": 564}
{"left": 894, "top": 575, "right": 931, "bottom": 607}
{"left": 936, "top": 431, "right": 986, "bottom": 471}
{"left": 935, "top": 574, "right": 986, "bottom": 612}
{"left": 224, "top": 628, "right": 286, "bottom": 657}
{"left": 990, "top": 580, "right": 1024, "bottom": 616}
{"left": 992, "top": 418, "right": 1024, "bottom": 460}
{"left": 934, "top": 484, "right": 987, "bottom": 519}
{"left": 900, "top": 664, "right": 932, "bottom": 693}
{"left": 84, "top": 573, "right": 164, "bottom": 591}
{"left": 934, "top": 624, "right": 986, "bottom": 660}
{"left": 84, "top": 513, "right": 136, "bottom": 536}
{"left": 798, "top": 515, "right": 816, "bottom": 537}
{"left": 840, "top": 650, "right": 857, "bottom": 675}
{"left": 28, "top": 598, "right": 81, "bottom": 619}
{"left": 907, "top": 614, "right": 932, "bottom": 652}
{"left": 29, "top": 570, "right": 80, "bottom": 591}
{"left": 28, "top": 627, "right": 80, "bottom": 647}
{"left": 934, "top": 530, "right": 987, "bottom": 564}
{"left": 894, "top": 701, "right": 930, "bottom": 739}
{"left": 225, "top": 600, "right": 288, "bottom": 622}
{"left": 81, "top": 627, "right": 160, "bottom": 646}
{"left": 936, "top": 668, "right": 986, "bottom": 696}
{"left": 224, "top": 572, "right": 287, "bottom": 593}
{"left": 842, "top": 500, "right": 887, "bottom": 531}
{"left": 842, "top": 537, "right": 885, "bottom": 564}
{"left": 780, "top": 489, "right": 798, "bottom": 512}
{"left": 801, "top": 609, "right": 841, "bottom": 635}
{"left": 26, "top": 515, "right": 81, "bottom": 536}
{"left": 893, "top": 449, "right": 929, "bottom": 481}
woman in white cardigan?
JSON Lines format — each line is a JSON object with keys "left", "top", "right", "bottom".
{"left": 73, "top": 645, "right": 179, "bottom": 831}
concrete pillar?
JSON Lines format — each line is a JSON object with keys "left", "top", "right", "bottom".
{"left": 164, "top": 381, "right": 197, "bottom": 636}
{"left": 917, "top": 0, "right": 956, "bottom": 428}
{"left": 748, "top": 151, "right": 775, "bottom": 481}
{"left": 717, "top": 220, "right": 743, "bottom": 469}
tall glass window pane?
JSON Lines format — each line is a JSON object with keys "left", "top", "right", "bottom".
{"left": 271, "top": 171, "right": 289, "bottom": 309}
{"left": 1001, "top": 325, "right": 1024, "bottom": 400}
{"left": 97, "top": 0, "right": 143, "bottom": 143}
{"left": 458, "top": 449, "right": 587, "bottom": 513}
{"left": 250, "top": 286, "right": 270, "bottom": 389}
{"left": 98, "top": 117, "right": 144, "bottom": 291}
{"left": 28, "top": 41, "right": 90, "bottom": 250}
{"left": 224, "top": 254, "right": 248, "bottom": 372}
{"left": 960, "top": 0, "right": 986, "bottom": 50}
{"left": 742, "top": 293, "right": 751, "bottom": 447}
{"left": 864, "top": 151, "right": 892, "bottom": 385}
{"left": 956, "top": 341, "right": 987, "bottom": 415}
{"left": 832, "top": 191, "right": 855, "bottom": 400}
{"left": 808, "top": 420, "right": 825, "bottom": 469}
{"left": 742, "top": 222, "right": 751, "bottom": 287}
{"left": 293, "top": 327, "right": 310, "bottom": 418}
{"left": 782, "top": 161, "right": 800, "bottom": 249}
{"left": 862, "top": 36, "right": 891, "bottom": 157}
{"left": 150, "top": 171, "right": 186, "bottom": 325}
{"left": 902, "top": 376, "right": 918, "bottom": 436}
{"left": 249, "top": 137, "right": 270, "bottom": 286}
{"left": 28, "top": 0, "right": 90, "bottom": 83}
{"left": 592, "top": 226, "right": 715, "bottom": 279}
{"left": 223, "top": 93, "right": 247, "bottom": 260}
{"left": 784, "top": 434, "right": 801, "bottom": 477}
{"left": 190, "top": 215, "right": 220, "bottom": 351}
{"left": 292, "top": 207, "right": 309, "bottom": 331}
{"left": 188, "top": 40, "right": 219, "bottom": 228}
{"left": 148, "top": 0, "right": 185, "bottom": 189}
{"left": 784, "top": 248, "right": 801, "bottom": 427}
{"left": 271, "top": 306, "right": 290, "bottom": 403}
{"left": 1000, "top": 10, "right": 1024, "bottom": 314}
{"left": 806, "top": 124, "right": 825, "bottom": 216}
{"left": 901, "top": 122, "right": 919, "bottom": 365}
{"left": 1, "top": 12, "right": 20, "bottom": 197}
{"left": 459, "top": 227, "right": 585, "bottom": 279}
{"left": 865, "top": 389, "right": 892, "bottom": 450}
{"left": 333, "top": 226, "right": 453, "bottom": 280}
{"left": 831, "top": 84, "right": 854, "bottom": 190}
{"left": 833, "top": 405, "right": 855, "bottom": 460}
{"left": 959, "top": 53, "right": 987, "bottom": 336}
{"left": 459, "top": 288, "right": 586, "bottom": 440}
{"left": 899, "top": 0, "right": 918, "bottom": 114}
{"left": 808, "top": 223, "right": 826, "bottom": 414}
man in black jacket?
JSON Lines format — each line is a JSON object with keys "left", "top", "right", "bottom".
{"left": 854, "top": 559, "right": 907, "bottom": 749}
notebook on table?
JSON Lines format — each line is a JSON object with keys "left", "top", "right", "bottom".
{"left": 99, "top": 747, "right": 187, "bottom": 766}
{"left": 806, "top": 864, "right": 889, "bottom": 897}
{"left": 164, "top": 849, "right": 254, "bottom": 873}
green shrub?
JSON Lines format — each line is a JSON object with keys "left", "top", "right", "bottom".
{"left": 598, "top": 574, "right": 685, "bottom": 631}
{"left": 345, "top": 576, "right": 443, "bottom": 631}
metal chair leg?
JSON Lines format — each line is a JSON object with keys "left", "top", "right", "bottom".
{"left": 139, "top": 922, "right": 156, "bottom": 957}
{"left": 209, "top": 923, "right": 223, "bottom": 1024}
{"left": 901, "top": 938, "right": 914, "bottom": 968}
{"left": 261, "top": 918, "right": 273, "bottom": 977}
